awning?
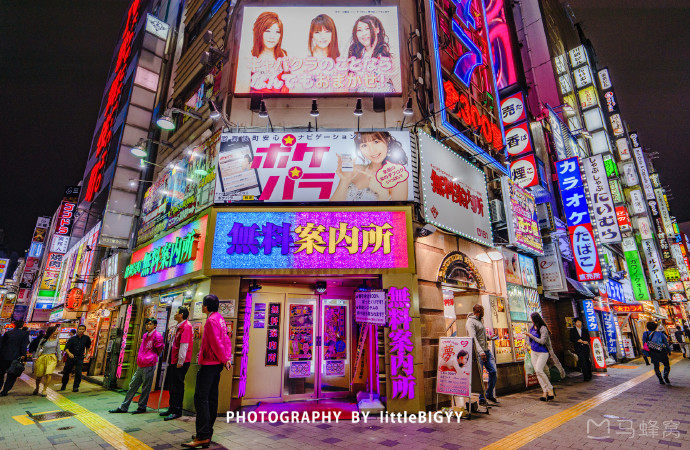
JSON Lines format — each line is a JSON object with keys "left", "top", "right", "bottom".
{"left": 566, "top": 277, "right": 595, "bottom": 298}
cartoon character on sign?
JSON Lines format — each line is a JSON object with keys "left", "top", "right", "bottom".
{"left": 250, "top": 12, "right": 289, "bottom": 93}
{"left": 331, "top": 132, "right": 409, "bottom": 201}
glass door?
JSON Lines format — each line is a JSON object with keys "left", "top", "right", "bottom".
{"left": 318, "top": 298, "right": 351, "bottom": 397}
{"left": 282, "top": 295, "right": 319, "bottom": 401}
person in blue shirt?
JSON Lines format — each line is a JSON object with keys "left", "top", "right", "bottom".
{"left": 642, "top": 321, "right": 671, "bottom": 385}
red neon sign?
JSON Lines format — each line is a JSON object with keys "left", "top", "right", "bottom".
{"left": 443, "top": 81, "right": 503, "bottom": 150}
{"left": 84, "top": 0, "right": 143, "bottom": 202}
{"left": 55, "top": 201, "right": 76, "bottom": 236}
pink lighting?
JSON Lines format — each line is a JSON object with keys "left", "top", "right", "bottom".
{"left": 485, "top": 0, "right": 518, "bottom": 89}
{"left": 387, "top": 286, "right": 415, "bottom": 399}
{"left": 238, "top": 293, "right": 253, "bottom": 397}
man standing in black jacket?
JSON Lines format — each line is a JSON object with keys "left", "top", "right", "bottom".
{"left": 61, "top": 324, "right": 91, "bottom": 392}
{"left": 569, "top": 318, "right": 592, "bottom": 381}
{"left": 0, "top": 320, "right": 30, "bottom": 396}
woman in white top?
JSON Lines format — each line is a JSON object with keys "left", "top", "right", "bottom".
{"left": 33, "top": 326, "right": 61, "bottom": 396}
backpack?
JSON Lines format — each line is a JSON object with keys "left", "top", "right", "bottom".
{"left": 646, "top": 332, "right": 666, "bottom": 353}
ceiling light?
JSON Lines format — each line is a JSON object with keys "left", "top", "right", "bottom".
{"left": 156, "top": 109, "right": 176, "bottom": 130}
{"left": 314, "top": 281, "right": 327, "bottom": 294}
{"left": 310, "top": 99, "right": 319, "bottom": 117}
{"left": 210, "top": 108, "right": 221, "bottom": 120}
{"left": 403, "top": 97, "right": 414, "bottom": 116}
{"left": 354, "top": 98, "right": 363, "bottom": 117}
{"left": 486, "top": 250, "right": 503, "bottom": 261}
{"left": 130, "top": 140, "right": 148, "bottom": 158}
{"left": 258, "top": 100, "right": 269, "bottom": 118}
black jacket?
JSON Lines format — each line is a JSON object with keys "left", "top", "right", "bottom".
{"left": 570, "top": 326, "right": 590, "bottom": 352}
{"left": 0, "top": 328, "right": 30, "bottom": 361}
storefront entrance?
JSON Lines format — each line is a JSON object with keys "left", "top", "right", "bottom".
{"left": 243, "top": 282, "right": 357, "bottom": 405}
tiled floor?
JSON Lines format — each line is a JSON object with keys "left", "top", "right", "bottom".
{"left": 0, "top": 356, "right": 688, "bottom": 449}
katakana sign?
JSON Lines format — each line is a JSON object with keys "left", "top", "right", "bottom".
{"left": 555, "top": 157, "right": 603, "bottom": 281}
{"left": 210, "top": 208, "right": 413, "bottom": 272}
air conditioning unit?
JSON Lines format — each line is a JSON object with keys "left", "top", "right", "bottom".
{"left": 490, "top": 199, "right": 506, "bottom": 223}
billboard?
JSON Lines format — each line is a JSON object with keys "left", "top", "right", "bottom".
{"left": 214, "top": 131, "right": 413, "bottom": 204}
{"left": 501, "top": 177, "right": 543, "bottom": 255}
{"left": 582, "top": 155, "right": 621, "bottom": 244}
{"left": 233, "top": 6, "right": 402, "bottom": 95}
{"left": 622, "top": 236, "right": 650, "bottom": 302}
{"left": 418, "top": 132, "right": 491, "bottom": 247}
{"left": 210, "top": 208, "right": 413, "bottom": 272}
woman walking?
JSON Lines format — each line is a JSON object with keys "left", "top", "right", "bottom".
{"left": 526, "top": 313, "right": 558, "bottom": 401}
{"left": 33, "top": 326, "right": 61, "bottom": 396}
{"left": 642, "top": 321, "right": 671, "bottom": 384}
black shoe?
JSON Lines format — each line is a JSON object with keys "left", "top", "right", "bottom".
{"left": 539, "top": 396, "right": 548, "bottom": 402}
{"left": 486, "top": 396, "right": 500, "bottom": 403}
{"left": 131, "top": 408, "right": 147, "bottom": 414}
{"left": 59, "top": 387, "right": 66, "bottom": 391}
{"left": 159, "top": 409, "right": 172, "bottom": 417}
{"left": 0, "top": 392, "right": 7, "bottom": 397}
{"left": 164, "top": 413, "right": 182, "bottom": 421}
{"left": 664, "top": 376, "right": 670, "bottom": 385}
{"left": 658, "top": 378, "right": 666, "bottom": 385}
{"left": 547, "top": 395, "right": 555, "bottom": 401}
{"left": 109, "top": 408, "right": 127, "bottom": 413}
{"left": 72, "top": 388, "right": 79, "bottom": 392}
{"left": 478, "top": 399, "right": 488, "bottom": 406}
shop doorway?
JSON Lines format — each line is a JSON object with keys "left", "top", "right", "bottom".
{"left": 242, "top": 281, "right": 358, "bottom": 405}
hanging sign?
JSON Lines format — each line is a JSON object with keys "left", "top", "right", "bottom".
{"left": 436, "top": 337, "right": 473, "bottom": 397}
{"left": 582, "top": 155, "right": 621, "bottom": 243}
{"left": 501, "top": 177, "right": 543, "bottom": 255}
{"left": 615, "top": 207, "right": 633, "bottom": 232}
{"left": 583, "top": 300, "right": 599, "bottom": 332}
{"left": 591, "top": 337, "right": 607, "bottom": 369}
{"left": 603, "top": 313, "right": 618, "bottom": 355}
{"left": 510, "top": 154, "right": 539, "bottom": 188}
{"left": 641, "top": 239, "right": 670, "bottom": 300}
{"left": 500, "top": 91, "right": 526, "bottom": 127}
{"left": 505, "top": 122, "right": 533, "bottom": 157}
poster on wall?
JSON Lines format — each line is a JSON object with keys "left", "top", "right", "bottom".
{"left": 288, "top": 304, "right": 314, "bottom": 361}
{"left": 233, "top": 6, "right": 402, "bottom": 95}
{"left": 518, "top": 254, "right": 537, "bottom": 288}
{"left": 354, "top": 291, "right": 386, "bottom": 325}
{"left": 501, "top": 177, "right": 543, "bottom": 255}
{"left": 289, "top": 361, "right": 311, "bottom": 378}
{"left": 537, "top": 241, "right": 567, "bottom": 292}
{"left": 214, "top": 131, "right": 413, "bottom": 203}
{"left": 503, "top": 248, "right": 522, "bottom": 285}
{"left": 323, "top": 304, "right": 347, "bottom": 360}
{"left": 436, "top": 337, "right": 473, "bottom": 397}
{"left": 419, "top": 132, "right": 492, "bottom": 247}
{"left": 507, "top": 283, "right": 527, "bottom": 322}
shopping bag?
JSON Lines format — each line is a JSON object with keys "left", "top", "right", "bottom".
{"left": 524, "top": 350, "right": 535, "bottom": 375}
{"left": 548, "top": 365, "right": 562, "bottom": 382}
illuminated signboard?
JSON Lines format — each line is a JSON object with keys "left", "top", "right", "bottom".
{"left": 501, "top": 177, "right": 543, "bottom": 255}
{"left": 582, "top": 300, "right": 598, "bottom": 332}
{"left": 124, "top": 215, "right": 208, "bottom": 293}
{"left": 233, "top": 6, "right": 402, "bottom": 95}
{"left": 214, "top": 131, "right": 413, "bottom": 204}
{"left": 486, "top": 0, "right": 517, "bottom": 89}
{"left": 610, "top": 303, "right": 643, "bottom": 313}
{"left": 510, "top": 153, "right": 538, "bottom": 188}
{"left": 555, "top": 157, "right": 603, "bottom": 281}
{"left": 0, "top": 258, "right": 9, "bottom": 285}
{"left": 210, "top": 208, "right": 413, "bottom": 272}
{"left": 84, "top": 0, "right": 145, "bottom": 201}
{"left": 622, "top": 236, "right": 650, "bottom": 301}
{"left": 500, "top": 91, "right": 525, "bottom": 127}
{"left": 582, "top": 155, "right": 621, "bottom": 244}
{"left": 388, "top": 286, "right": 416, "bottom": 399}
{"left": 427, "top": 0, "right": 506, "bottom": 173}
{"left": 505, "top": 121, "right": 533, "bottom": 158}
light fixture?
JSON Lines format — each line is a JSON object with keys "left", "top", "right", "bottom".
{"left": 209, "top": 108, "right": 221, "bottom": 120}
{"left": 157, "top": 109, "right": 176, "bottom": 130}
{"left": 130, "top": 139, "right": 148, "bottom": 158}
{"left": 310, "top": 99, "right": 319, "bottom": 117}
{"left": 6, "top": 293, "right": 16, "bottom": 299}
{"left": 129, "top": 179, "right": 137, "bottom": 188}
{"left": 144, "top": 295, "right": 152, "bottom": 304}
{"left": 354, "top": 98, "right": 363, "bottom": 116}
{"left": 258, "top": 100, "right": 269, "bottom": 118}
{"left": 0, "top": 288, "right": 7, "bottom": 295}
{"left": 185, "top": 289, "right": 193, "bottom": 298}
{"left": 486, "top": 250, "right": 503, "bottom": 261}
{"left": 403, "top": 97, "right": 414, "bottom": 116}
{"left": 248, "top": 280, "right": 262, "bottom": 293}
{"left": 416, "top": 224, "right": 437, "bottom": 237}
{"left": 314, "top": 281, "right": 327, "bottom": 294}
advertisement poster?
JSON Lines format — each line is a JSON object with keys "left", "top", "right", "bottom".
{"left": 288, "top": 304, "right": 314, "bottom": 361}
{"left": 234, "top": 6, "right": 402, "bottom": 95}
{"left": 354, "top": 290, "right": 386, "bottom": 325}
{"left": 289, "top": 361, "right": 311, "bottom": 378}
{"left": 519, "top": 254, "right": 537, "bottom": 288}
{"left": 503, "top": 248, "right": 522, "bottom": 285}
{"left": 507, "top": 283, "right": 528, "bottom": 322}
{"left": 0, "top": 258, "right": 9, "bottom": 285}
{"left": 436, "top": 337, "right": 473, "bottom": 397}
{"left": 511, "top": 322, "right": 528, "bottom": 361}
{"left": 621, "top": 337, "right": 635, "bottom": 358}
{"left": 523, "top": 288, "right": 541, "bottom": 316}
{"left": 501, "top": 177, "right": 543, "bottom": 255}
{"left": 419, "top": 132, "right": 492, "bottom": 247}
{"left": 443, "top": 289, "right": 455, "bottom": 319}
{"left": 537, "top": 241, "right": 567, "bottom": 292}
{"left": 253, "top": 302, "right": 266, "bottom": 329}
{"left": 324, "top": 305, "right": 347, "bottom": 360}
{"left": 214, "top": 131, "right": 413, "bottom": 203}
{"left": 265, "top": 303, "right": 281, "bottom": 366}
{"left": 325, "top": 360, "right": 346, "bottom": 377}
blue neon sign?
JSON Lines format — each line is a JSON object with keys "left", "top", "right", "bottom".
{"left": 582, "top": 300, "right": 599, "bottom": 332}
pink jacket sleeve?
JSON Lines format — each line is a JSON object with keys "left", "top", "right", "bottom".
{"left": 207, "top": 315, "right": 231, "bottom": 364}
{"left": 154, "top": 331, "right": 165, "bottom": 354}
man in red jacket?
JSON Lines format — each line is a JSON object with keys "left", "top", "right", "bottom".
{"left": 160, "top": 306, "right": 193, "bottom": 421}
{"left": 110, "top": 318, "right": 164, "bottom": 414}
{"left": 183, "top": 295, "right": 232, "bottom": 448}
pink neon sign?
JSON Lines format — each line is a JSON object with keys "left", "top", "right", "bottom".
{"left": 238, "top": 293, "right": 253, "bottom": 397}
{"left": 387, "top": 286, "right": 415, "bottom": 399}
{"left": 116, "top": 304, "right": 133, "bottom": 379}
{"left": 485, "top": 0, "right": 518, "bottom": 89}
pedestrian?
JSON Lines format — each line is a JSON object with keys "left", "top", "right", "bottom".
{"left": 182, "top": 295, "right": 232, "bottom": 449}
{"left": 465, "top": 304, "right": 499, "bottom": 405}
{"left": 526, "top": 313, "right": 557, "bottom": 401}
{"left": 33, "top": 326, "right": 61, "bottom": 396}
{"left": 642, "top": 321, "right": 671, "bottom": 385}
{"left": 0, "top": 320, "right": 30, "bottom": 396}
{"left": 110, "top": 318, "right": 164, "bottom": 414}
{"left": 569, "top": 318, "right": 592, "bottom": 381}
{"left": 674, "top": 328, "right": 687, "bottom": 357}
{"left": 683, "top": 324, "right": 690, "bottom": 359}
{"left": 60, "top": 324, "right": 92, "bottom": 392}
{"left": 28, "top": 330, "right": 46, "bottom": 355}
{"left": 160, "top": 306, "right": 192, "bottom": 421}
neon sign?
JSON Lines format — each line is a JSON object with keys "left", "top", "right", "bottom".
{"left": 84, "top": 0, "right": 144, "bottom": 202}
{"left": 485, "top": 0, "right": 517, "bottom": 89}
{"left": 387, "top": 286, "right": 415, "bottom": 399}
{"left": 238, "top": 293, "right": 253, "bottom": 397}
{"left": 124, "top": 230, "right": 199, "bottom": 278}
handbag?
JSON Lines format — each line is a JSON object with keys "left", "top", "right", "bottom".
{"left": 646, "top": 332, "right": 666, "bottom": 352}
{"left": 8, "top": 358, "right": 25, "bottom": 377}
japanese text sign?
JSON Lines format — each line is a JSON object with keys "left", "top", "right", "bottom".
{"left": 505, "top": 121, "right": 534, "bottom": 157}
{"left": 419, "top": 132, "right": 492, "bottom": 246}
{"left": 211, "top": 208, "right": 413, "bottom": 272}
{"left": 501, "top": 177, "right": 543, "bottom": 255}
{"left": 355, "top": 291, "right": 387, "bottom": 325}
{"left": 233, "top": 6, "right": 402, "bottom": 95}
{"left": 641, "top": 239, "right": 670, "bottom": 300}
{"left": 510, "top": 154, "right": 538, "bottom": 188}
{"left": 622, "top": 236, "right": 650, "bottom": 301}
{"left": 555, "top": 157, "right": 603, "bottom": 281}
{"left": 582, "top": 300, "right": 599, "bottom": 332}
{"left": 436, "top": 337, "right": 472, "bottom": 397}
{"left": 501, "top": 91, "right": 526, "bottom": 127}
{"left": 125, "top": 216, "right": 207, "bottom": 293}
{"left": 603, "top": 313, "right": 618, "bottom": 355}
{"left": 215, "top": 131, "right": 413, "bottom": 204}
{"left": 582, "top": 155, "right": 621, "bottom": 244}
{"left": 388, "top": 286, "right": 416, "bottom": 399}
{"left": 606, "top": 279, "right": 624, "bottom": 303}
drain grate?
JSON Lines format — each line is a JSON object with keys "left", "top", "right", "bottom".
{"left": 31, "top": 411, "right": 76, "bottom": 422}
{"left": 57, "top": 426, "right": 74, "bottom": 430}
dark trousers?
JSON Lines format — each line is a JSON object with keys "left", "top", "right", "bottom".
{"left": 0, "top": 359, "right": 19, "bottom": 394}
{"left": 650, "top": 351, "right": 670, "bottom": 380}
{"left": 167, "top": 362, "right": 190, "bottom": 414}
{"left": 194, "top": 364, "right": 223, "bottom": 440}
{"left": 61, "top": 357, "right": 84, "bottom": 389}
{"left": 575, "top": 346, "right": 592, "bottom": 380}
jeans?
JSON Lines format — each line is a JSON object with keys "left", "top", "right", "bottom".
{"left": 194, "top": 364, "right": 224, "bottom": 440}
{"left": 61, "top": 357, "right": 84, "bottom": 389}
{"left": 0, "top": 359, "right": 19, "bottom": 394}
{"left": 120, "top": 365, "right": 156, "bottom": 411}
{"left": 167, "top": 362, "right": 190, "bottom": 414}
{"left": 650, "top": 351, "right": 670, "bottom": 381}
{"left": 531, "top": 350, "right": 553, "bottom": 396}
{"left": 478, "top": 350, "right": 497, "bottom": 400}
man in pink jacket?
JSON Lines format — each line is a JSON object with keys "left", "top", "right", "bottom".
{"left": 110, "top": 318, "right": 164, "bottom": 414}
{"left": 183, "top": 295, "right": 232, "bottom": 449}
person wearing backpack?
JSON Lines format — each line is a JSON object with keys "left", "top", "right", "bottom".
{"left": 642, "top": 321, "right": 671, "bottom": 385}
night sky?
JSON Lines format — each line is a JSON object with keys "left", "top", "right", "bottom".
{"left": 1, "top": 1, "right": 689, "bottom": 255}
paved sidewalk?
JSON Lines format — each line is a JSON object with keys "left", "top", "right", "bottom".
{"left": 0, "top": 355, "right": 687, "bottom": 449}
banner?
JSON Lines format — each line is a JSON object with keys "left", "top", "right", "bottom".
{"left": 622, "top": 236, "right": 650, "bottom": 301}
{"left": 582, "top": 155, "right": 621, "bottom": 243}
{"left": 233, "top": 6, "right": 402, "bottom": 95}
{"left": 214, "top": 131, "right": 413, "bottom": 204}
{"left": 436, "top": 337, "right": 473, "bottom": 397}
{"left": 419, "top": 132, "right": 492, "bottom": 247}
{"left": 501, "top": 177, "right": 543, "bottom": 255}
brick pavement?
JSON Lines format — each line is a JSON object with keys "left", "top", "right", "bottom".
{"left": 0, "top": 355, "right": 687, "bottom": 449}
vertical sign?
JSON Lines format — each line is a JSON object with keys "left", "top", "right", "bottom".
{"left": 632, "top": 146, "right": 655, "bottom": 200}
{"left": 555, "top": 157, "right": 603, "bottom": 281}
{"left": 622, "top": 236, "right": 651, "bottom": 301}
{"left": 387, "top": 286, "right": 415, "bottom": 399}
{"left": 603, "top": 313, "right": 618, "bottom": 355}
{"left": 265, "top": 303, "right": 281, "bottom": 366}
{"left": 582, "top": 155, "right": 621, "bottom": 243}
{"left": 582, "top": 300, "right": 599, "bottom": 332}
{"left": 641, "top": 239, "right": 670, "bottom": 300}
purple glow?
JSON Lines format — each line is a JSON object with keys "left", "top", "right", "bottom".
{"left": 238, "top": 293, "right": 253, "bottom": 397}
{"left": 485, "top": 0, "right": 518, "bottom": 89}
{"left": 387, "top": 286, "right": 415, "bottom": 399}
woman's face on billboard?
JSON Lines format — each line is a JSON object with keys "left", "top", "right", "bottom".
{"left": 359, "top": 137, "right": 388, "bottom": 164}
{"left": 263, "top": 23, "right": 281, "bottom": 49}
{"left": 356, "top": 22, "right": 374, "bottom": 47}
{"left": 312, "top": 28, "right": 332, "bottom": 49}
